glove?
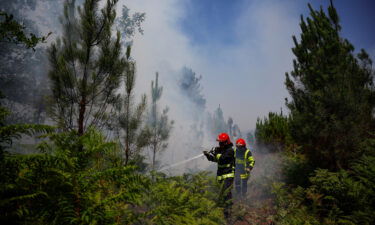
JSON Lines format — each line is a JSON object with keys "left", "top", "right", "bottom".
{"left": 245, "top": 167, "right": 252, "bottom": 173}
{"left": 203, "top": 150, "right": 209, "bottom": 156}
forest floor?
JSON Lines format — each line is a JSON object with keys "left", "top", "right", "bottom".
{"left": 228, "top": 151, "right": 281, "bottom": 225}
{"left": 230, "top": 197, "right": 275, "bottom": 225}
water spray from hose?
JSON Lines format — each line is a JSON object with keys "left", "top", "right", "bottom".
{"left": 158, "top": 153, "right": 205, "bottom": 172}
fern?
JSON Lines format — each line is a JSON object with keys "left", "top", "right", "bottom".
{"left": 273, "top": 147, "right": 375, "bottom": 225}
{"left": 141, "top": 172, "right": 225, "bottom": 225}
{"left": 0, "top": 128, "right": 150, "bottom": 224}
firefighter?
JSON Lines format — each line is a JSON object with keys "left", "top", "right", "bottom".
{"left": 234, "top": 138, "right": 255, "bottom": 198}
{"left": 203, "top": 133, "right": 235, "bottom": 218}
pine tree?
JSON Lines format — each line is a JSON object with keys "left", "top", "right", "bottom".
{"left": 148, "top": 72, "right": 173, "bottom": 170}
{"left": 285, "top": 2, "right": 375, "bottom": 170}
{"left": 178, "top": 67, "right": 206, "bottom": 155}
{"left": 179, "top": 67, "right": 206, "bottom": 111}
{"left": 212, "top": 105, "right": 227, "bottom": 135}
{"left": 48, "top": 0, "right": 126, "bottom": 136}
{"left": 227, "top": 117, "right": 233, "bottom": 138}
{"left": 255, "top": 111, "right": 292, "bottom": 152}
{"left": 116, "top": 47, "right": 149, "bottom": 165}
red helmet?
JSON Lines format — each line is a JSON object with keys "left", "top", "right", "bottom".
{"left": 216, "top": 133, "right": 231, "bottom": 144}
{"left": 236, "top": 138, "right": 246, "bottom": 147}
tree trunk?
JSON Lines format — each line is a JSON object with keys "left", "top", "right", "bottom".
{"left": 78, "top": 97, "right": 86, "bottom": 136}
{"left": 124, "top": 94, "right": 130, "bottom": 165}
{"left": 78, "top": 41, "right": 91, "bottom": 136}
{"left": 152, "top": 142, "right": 157, "bottom": 170}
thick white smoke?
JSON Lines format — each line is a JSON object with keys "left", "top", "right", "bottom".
{"left": 155, "top": 67, "right": 217, "bottom": 174}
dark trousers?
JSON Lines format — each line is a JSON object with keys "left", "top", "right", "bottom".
{"left": 219, "top": 177, "right": 233, "bottom": 217}
{"left": 235, "top": 173, "right": 248, "bottom": 197}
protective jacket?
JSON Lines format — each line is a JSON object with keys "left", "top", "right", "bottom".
{"left": 205, "top": 143, "right": 235, "bottom": 181}
{"left": 234, "top": 146, "right": 255, "bottom": 179}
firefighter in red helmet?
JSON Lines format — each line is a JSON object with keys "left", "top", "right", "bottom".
{"left": 234, "top": 138, "right": 255, "bottom": 198}
{"left": 203, "top": 133, "right": 235, "bottom": 218}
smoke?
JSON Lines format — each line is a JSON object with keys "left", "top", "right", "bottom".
{"left": 246, "top": 146, "right": 284, "bottom": 200}
{"left": 156, "top": 66, "right": 247, "bottom": 175}
{"left": 156, "top": 66, "right": 215, "bottom": 174}
{"left": 0, "top": 0, "right": 63, "bottom": 126}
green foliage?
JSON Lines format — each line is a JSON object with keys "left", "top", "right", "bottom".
{"left": 0, "top": 100, "right": 54, "bottom": 154}
{"left": 307, "top": 153, "right": 375, "bottom": 225}
{"left": 142, "top": 172, "right": 225, "bottom": 225}
{"left": 114, "top": 46, "right": 150, "bottom": 165}
{"left": 0, "top": 103, "right": 224, "bottom": 224}
{"left": 267, "top": 3, "right": 375, "bottom": 224}
{"left": 0, "top": 123, "right": 54, "bottom": 150}
{"left": 48, "top": 0, "right": 126, "bottom": 135}
{"left": 0, "top": 128, "right": 149, "bottom": 225}
{"left": 1, "top": 1, "right": 228, "bottom": 223}
{"left": 1, "top": 131, "right": 227, "bottom": 224}
{"left": 255, "top": 111, "right": 295, "bottom": 152}
{"left": 285, "top": 2, "right": 375, "bottom": 170}
{"left": 282, "top": 153, "right": 314, "bottom": 187}
{"left": 148, "top": 72, "right": 174, "bottom": 170}
{"left": 272, "top": 183, "right": 320, "bottom": 225}
{"left": 0, "top": 11, "right": 50, "bottom": 49}
{"left": 0, "top": 117, "right": 226, "bottom": 224}
{"left": 273, "top": 138, "right": 375, "bottom": 225}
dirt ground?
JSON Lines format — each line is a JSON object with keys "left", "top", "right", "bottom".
{"left": 228, "top": 198, "right": 276, "bottom": 225}
{"left": 227, "top": 152, "right": 282, "bottom": 225}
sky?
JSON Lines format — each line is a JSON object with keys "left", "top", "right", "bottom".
{"left": 121, "top": 0, "right": 375, "bottom": 132}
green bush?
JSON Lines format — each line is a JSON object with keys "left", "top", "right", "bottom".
{"left": 255, "top": 111, "right": 294, "bottom": 153}
{"left": 273, "top": 148, "right": 375, "bottom": 225}
{"left": 0, "top": 126, "right": 226, "bottom": 224}
{"left": 141, "top": 172, "right": 225, "bottom": 225}
{"left": 272, "top": 182, "right": 320, "bottom": 225}
{"left": 0, "top": 129, "right": 149, "bottom": 225}
{"left": 308, "top": 153, "right": 375, "bottom": 225}
{"left": 283, "top": 153, "right": 315, "bottom": 187}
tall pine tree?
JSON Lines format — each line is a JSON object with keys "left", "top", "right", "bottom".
{"left": 148, "top": 72, "right": 173, "bottom": 170}
{"left": 48, "top": 0, "right": 126, "bottom": 136}
{"left": 116, "top": 47, "right": 149, "bottom": 165}
{"left": 285, "top": 2, "right": 375, "bottom": 170}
